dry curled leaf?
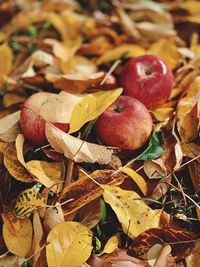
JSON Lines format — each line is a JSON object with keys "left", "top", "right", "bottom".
{"left": 45, "top": 123, "right": 117, "bottom": 164}
{"left": 46, "top": 71, "right": 105, "bottom": 93}
{"left": 129, "top": 227, "right": 197, "bottom": 261}
{"left": 59, "top": 170, "right": 125, "bottom": 216}
{"left": 46, "top": 221, "right": 93, "bottom": 267}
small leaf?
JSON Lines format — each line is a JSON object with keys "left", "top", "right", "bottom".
{"left": 2, "top": 212, "right": 33, "bottom": 257}
{"left": 100, "top": 198, "right": 106, "bottom": 222}
{"left": 122, "top": 167, "right": 147, "bottom": 195}
{"left": 27, "top": 25, "right": 38, "bottom": 37}
{"left": 0, "top": 43, "right": 13, "bottom": 81}
{"left": 69, "top": 88, "right": 122, "bottom": 133}
{"left": 93, "top": 236, "right": 102, "bottom": 253}
{"left": 46, "top": 221, "right": 93, "bottom": 267}
{"left": 99, "top": 236, "right": 119, "bottom": 256}
{"left": 137, "top": 132, "right": 166, "bottom": 161}
{"left": 13, "top": 186, "right": 44, "bottom": 218}
{"left": 103, "top": 185, "right": 161, "bottom": 238}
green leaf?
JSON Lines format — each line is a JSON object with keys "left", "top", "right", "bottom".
{"left": 21, "top": 262, "right": 29, "bottom": 267}
{"left": 27, "top": 25, "right": 38, "bottom": 37}
{"left": 93, "top": 236, "right": 102, "bottom": 253}
{"left": 81, "top": 117, "right": 98, "bottom": 139}
{"left": 137, "top": 131, "right": 166, "bottom": 161}
{"left": 100, "top": 198, "right": 106, "bottom": 222}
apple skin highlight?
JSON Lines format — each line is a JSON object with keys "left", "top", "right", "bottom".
{"left": 95, "top": 95, "right": 153, "bottom": 150}
{"left": 120, "top": 55, "right": 173, "bottom": 108}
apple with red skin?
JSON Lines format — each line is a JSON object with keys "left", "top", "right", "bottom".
{"left": 20, "top": 92, "right": 69, "bottom": 146}
{"left": 95, "top": 95, "right": 152, "bottom": 150}
{"left": 120, "top": 55, "right": 173, "bottom": 108}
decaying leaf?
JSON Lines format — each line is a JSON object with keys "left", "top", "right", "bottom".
{"left": 44, "top": 204, "right": 65, "bottom": 233}
{"left": 2, "top": 212, "right": 33, "bottom": 257}
{"left": 45, "top": 123, "right": 117, "bottom": 164}
{"left": 103, "top": 185, "right": 161, "bottom": 238}
{"left": 13, "top": 184, "right": 44, "bottom": 218}
{"left": 188, "top": 159, "right": 200, "bottom": 194}
{"left": 4, "top": 143, "right": 34, "bottom": 183}
{"left": 59, "top": 170, "right": 125, "bottom": 216}
{"left": 185, "top": 241, "right": 200, "bottom": 267}
{"left": 177, "top": 76, "right": 200, "bottom": 142}
{"left": 46, "top": 72, "right": 105, "bottom": 93}
{"left": 0, "top": 111, "right": 21, "bottom": 142}
{"left": 87, "top": 248, "right": 150, "bottom": 267}
{"left": 129, "top": 227, "right": 197, "bottom": 261}
{"left": 46, "top": 221, "right": 93, "bottom": 267}
{"left": 69, "top": 88, "right": 122, "bottom": 133}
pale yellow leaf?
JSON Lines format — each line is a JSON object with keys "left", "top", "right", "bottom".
{"left": 96, "top": 44, "right": 146, "bottom": 65}
{"left": 45, "top": 123, "right": 116, "bottom": 164}
{"left": 69, "top": 88, "right": 122, "bottom": 133}
{"left": 2, "top": 212, "right": 33, "bottom": 257}
{"left": 0, "top": 111, "right": 21, "bottom": 142}
{"left": 103, "top": 185, "right": 161, "bottom": 238}
{"left": 0, "top": 43, "right": 13, "bottom": 81}
{"left": 151, "top": 107, "right": 174, "bottom": 122}
{"left": 99, "top": 236, "right": 119, "bottom": 256}
{"left": 122, "top": 167, "right": 147, "bottom": 195}
{"left": 46, "top": 221, "right": 93, "bottom": 267}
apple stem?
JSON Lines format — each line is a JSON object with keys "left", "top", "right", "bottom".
{"left": 114, "top": 106, "right": 123, "bottom": 113}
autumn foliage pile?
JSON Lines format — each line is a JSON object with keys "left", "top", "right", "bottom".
{"left": 0, "top": 0, "right": 200, "bottom": 267}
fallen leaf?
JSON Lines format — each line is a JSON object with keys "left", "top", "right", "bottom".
{"left": 13, "top": 184, "right": 44, "bottom": 218}
{"left": 103, "top": 185, "right": 161, "bottom": 238}
{"left": 148, "top": 38, "right": 181, "bottom": 70}
{"left": 4, "top": 143, "right": 34, "bottom": 183}
{"left": 69, "top": 88, "right": 122, "bottom": 133}
{"left": 99, "top": 236, "right": 119, "bottom": 256}
{"left": 16, "top": 134, "right": 62, "bottom": 190}
{"left": 177, "top": 76, "right": 200, "bottom": 142}
{"left": 137, "top": 131, "right": 166, "bottom": 161}
{"left": 87, "top": 248, "right": 150, "bottom": 267}
{"left": 188, "top": 159, "right": 200, "bottom": 194}
{"left": 45, "top": 123, "right": 117, "bottom": 164}
{"left": 43, "top": 204, "right": 65, "bottom": 234}
{"left": 122, "top": 167, "right": 147, "bottom": 195}
{"left": 185, "top": 241, "right": 200, "bottom": 267}
{"left": 59, "top": 170, "right": 125, "bottom": 216}
{"left": 147, "top": 243, "right": 163, "bottom": 267}
{"left": 96, "top": 44, "right": 146, "bottom": 65}
{"left": 3, "top": 93, "right": 25, "bottom": 107}
{"left": 46, "top": 221, "right": 93, "bottom": 267}
{"left": 0, "top": 43, "right": 13, "bottom": 81}
{"left": 0, "top": 111, "right": 21, "bottom": 142}
{"left": 2, "top": 212, "right": 33, "bottom": 257}
{"left": 75, "top": 199, "right": 101, "bottom": 229}
{"left": 153, "top": 245, "right": 176, "bottom": 267}
{"left": 151, "top": 107, "right": 174, "bottom": 122}
{"left": 181, "top": 142, "right": 200, "bottom": 158}
{"left": 46, "top": 71, "right": 105, "bottom": 94}
{"left": 129, "top": 227, "right": 197, "bottom": 261}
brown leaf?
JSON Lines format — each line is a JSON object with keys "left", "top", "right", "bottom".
{"left": 185, "top": 241, "right": 200, "bottom": 267}
{"left": 153, "top": 245, "right": 176, "bottom": 267}
{"left": 45, "top": 123, "right": 116, "bottom": 164}
{"left": 87, "top": 248, "right": 150, "bottom": 267}
{"left": 188, "top": 160, "right": 200, "bottom": 194}
{"left": 46, "top": 72, "right": 105, "bottom": 94}
{"left": 59, "top": 170, "right": 125, "bottom": 216}
{"left": 4, "top": 143, "right": 34, "bottom": 183}
{"left": 129, "top": 227, "right": 197, "bottom": 261}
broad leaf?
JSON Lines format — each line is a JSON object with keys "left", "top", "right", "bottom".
{"left": 103, "top": 185, "right": 161, "bottom": 238}
{"left": 46, "top": 221, "right": 93, "bottom": 267}
{"left": 137, "top": 132, "right": 166, "bottom": 161}
{"left": 69, "top": 88, "right": 122, "bottom": 133}
{"left": 2, "top": 212, "right": 33, "bottom": 257}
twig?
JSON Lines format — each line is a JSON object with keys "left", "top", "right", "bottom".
{"left": 100, "top": 59, "right": 121, "bottom": 85}
{"left": 173, "top": 173, "right": 187, "bottom": 206}
{"left": 64, "top": 159, "right": 74, "bottom": 187}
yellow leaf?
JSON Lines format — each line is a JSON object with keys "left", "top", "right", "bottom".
{"left": 151, "top": 107, "right": 174, "bottom": 122}
{"left": 148, "top": 38, "right": 181, "bottom": 70}
{"left": 97, "top": 44, "right": 146, "bottom": 65}
{"left": 103, "top": 185, "right": 161, "bottom": 238}
{"left": 69, "top": 88, "right": 123, "bottom": 133}
{"left": 122, "top": 167, "right": 147, "bottom": 195}
{"left": 46, "top": 221, "right": 93, "bottom": 267}
{"left": 0, "top": 43, "right": 13, "bottom": 81}
{"left": 2, "top": 212, "right": 33, "bottom": 257}
{"left": 3, "top": 93, "right": 26, "bottom": 108}
{"left": 99, "top": 236, "right": 119, "bottom": 256}
{"left": 13, "top": 185, "right": 44, "bottom": 218}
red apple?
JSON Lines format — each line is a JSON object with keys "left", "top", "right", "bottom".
{"left": 120, "top": 55, "right": 173, "bottom": 108}
{"left": 20, "top": 92, "right": 69, "bottom": 146}
{"left": 95, "top": 95, "right": 152, "bottom": 150}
